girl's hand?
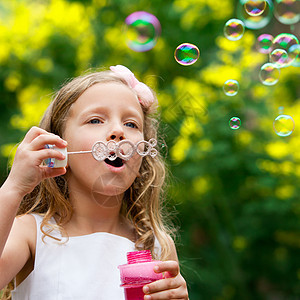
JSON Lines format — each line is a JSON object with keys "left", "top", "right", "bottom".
{"left": 6, "top": 126, "right": 67, "bottom": 198}
{"left": 143, "top": 260, "right": 189, "bottom": 300}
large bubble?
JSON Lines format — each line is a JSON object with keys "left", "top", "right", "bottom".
{"left": 125, "top": 11, "right": 161, "bottom": 52}
{"left": 290, "top": 44, "right": 300, "bottom": 67}
{"left": 224, "top": 19, "right": 245, "bottom": 41}
{"left": 243, "top": 0, "right": 267, "bottom": 16}
{"left": 273, "top": 114, "right": 295, "bottom": 137}
{"left": 223, "top": 80, "right": 239, "bottom": 96}
{"left": 256, "top": 34, "right": 274, "bottom": 54}
{"left": 272, "top": 33, "right": 300, "bottom": 67}
{"left": 174, "top": 43, "right": 200, "bottom": 66}
{"left": 270, "top": 49, "right": 289, "bottom": 67}
{"left": 274, "top": 0, "right": 300, "bottom": 25}
{"left": 259, "top": 63, "right": 280, "bottom": 86}
{"left": 237, "top": 0, "right": 273, "bottom": 29}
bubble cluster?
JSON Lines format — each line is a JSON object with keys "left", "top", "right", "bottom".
{"left": 174, "top": 43, "right": 200, "bottom": 66}
{"left": 272, "top": 33, "right": 300, "bottom": 67}
{"left": 270, "top": 49, "right": 289, "bottom": 67}
{"left": 223, "top": 80, "right": 239, "bottom": 96}
{"left": 274, "top": 0, "right": 300, "bottom": 25}
{"left": 229, "top": 117, "right": 241, "bottom": 130}
{"left": 243, "top": 0, "right": 267, "bottom": 16}
{"left": 224, "top": 19, "right": 245, "bottom": 41}
{"left": 237, "top": 0, "right": 273, "bottom": 29}
{"left": 256, "top": 34, "right": 274, "bottom": 54}
{"left": 259, "top": 63, "right": 280, "bottom": 86}
{"left": 125, "top": 11, "right": 161, "bottom": 52}
{"left": 126, "top": 4, "right": 297, "bottom": 141}
{"left": 273, "top": 114, "right": 295, "bottom": 137}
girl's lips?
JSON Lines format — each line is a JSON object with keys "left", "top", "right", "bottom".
{"left": 104, "top": 160, "right": 126, "bottom": 173}
{"left": 105, "top": 156, "right": 124, "bottom": 167}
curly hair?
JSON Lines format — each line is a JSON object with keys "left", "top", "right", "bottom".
{"left": 18, "top": 69, "right": 174, "bottom": 258}
{"left": 1, "top": 69, "right": 175, "bottom": 299}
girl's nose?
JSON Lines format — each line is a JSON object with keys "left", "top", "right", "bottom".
{"left": 106, "top": 124, "right": 125, "bottom": 141}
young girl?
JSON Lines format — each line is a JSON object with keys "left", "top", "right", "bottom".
{"left": 0, "top": 65, "right": 189, "bottom": 299}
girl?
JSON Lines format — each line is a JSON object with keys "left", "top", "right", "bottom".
{"left": 0, "top": 65, "right": 189, "bottom": 299}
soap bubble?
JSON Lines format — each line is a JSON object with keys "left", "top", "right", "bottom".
{"left": 290, "top": 44, "right": 300, "bottom": 67}
{"left": 270, "top": 49, "right": 289, "bottom": 67}
{"left": 174, "top": 43, "right": 200, "bottom": 66}
{"left": 256, "top": 34, "right": 274, "bottom": 54}
{"left": 243, "top": 0, "right": 267, "bottom": 16}
{"left": 229, "top": 117, "right": 241, "bottom": 130}
{"left": 278, "top": 106, "right": 284, "bottom": 115}
{"left": 223, "top": 80, "right": 239, "bottom": 96}
{"left": 237, "top": 0, "right": 273, "bottom": 29}
{"left": 125, "top": 11, "right": 161, "bottom": 52}
{"left": 292, "top": 56, "right": 300, "bottom": 67}
{"left": 259, "top": 63, "right": 280, "bottom": 86}
{"left": 272, "top": 33, "right": 300, "bottom": 67}
{"left": 224, "top": 19, "right": 245, "bottom": 41}
{"left": 273, "top": 114, "right": 295, "bottom": 137}
{"left": 274, "top": 0, "right": 300, "bottom": 25}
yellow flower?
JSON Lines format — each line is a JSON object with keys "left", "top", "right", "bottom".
{"left": 4, "top": 73, "right": 21, "bottom": 91}
{"left": 11, "top": 85, "right": 52, "bottom": 129}
{"left": 0, "top": 144, "right": 18, "bottom": 167}
{"left": 198, "top": 139, "right": 212, "bottom": 152}
{"left": 265, "top": 141, "right": 290, "bottom": 160}
{"left": 233, "top": 236, "right": 247, "bottom": 251}
{"left": 193, "top": 176, "right": 210, "bottom": 195}
{"left": 180, "top": 117, "right": 203, "bottom": 137}
{"left": 235, "top": 131, "right": 252, "bottom": 147}
{"left": 275, "top": 185, "right": 294, "bottom": 200}
{"left": 200, "top": 64, "right": 241, "bottom": 87}
{"left": 170, "top": 137, "right": 191, "bottom": 163}
{"left": 275, "top": 231, "right": 300, "bottom": 248}
{"left": 35, "top": 58, "right": 54, "bottom": 73}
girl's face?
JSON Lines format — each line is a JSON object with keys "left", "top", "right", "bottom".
{"left": 63, "top": 82, "right": 144, "bottom": 198}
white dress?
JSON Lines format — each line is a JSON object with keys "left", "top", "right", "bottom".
{"left": 11, "top": 214, "right": 161, "bottom": 300}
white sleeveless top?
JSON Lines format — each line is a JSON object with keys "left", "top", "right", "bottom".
{"left": 11, "top": 214, "right": 161, "bottom": 300}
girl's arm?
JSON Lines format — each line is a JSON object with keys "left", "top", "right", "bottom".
{"left": 0, "top": 127, "right": 67, "bottom": 289}
{"left": 0, "top": 208, "right": 35, "bottom": 289}
{"left": 143, "top": 236, "right": 189, "bottom": 300}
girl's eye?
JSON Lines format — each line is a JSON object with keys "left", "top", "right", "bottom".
{"left": 89, "top": 119, "right": 102, "bottom": 124}
{"left": 125, "top": 122, "right": 137, "bottom": 129}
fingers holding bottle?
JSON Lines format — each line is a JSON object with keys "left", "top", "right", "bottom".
{"left": 143, "top": 261, "right": 189, "bottom": 300}
{"left": 6, "top": 127, "right": 68, "bottom": 198}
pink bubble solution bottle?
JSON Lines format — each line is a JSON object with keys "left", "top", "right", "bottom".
{"left": 118, "top": 250, "right": 163, "bottom": 300}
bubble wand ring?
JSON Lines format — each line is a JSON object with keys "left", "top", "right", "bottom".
{"left": 117, "top": 140, "right": 135, "bottom": 160}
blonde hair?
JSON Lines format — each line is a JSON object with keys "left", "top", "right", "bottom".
{"left": 1, "top": 69, "right": 175, "bottom": 299}
{"left": 23, "top": 69, "right": 174, "bottom": 253}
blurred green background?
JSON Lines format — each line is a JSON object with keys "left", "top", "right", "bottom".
{"left": 0, "top": 0, "right": 299, "bottom": 299}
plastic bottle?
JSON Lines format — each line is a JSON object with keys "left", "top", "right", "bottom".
{"left": 118, "top": 250, "right": 163, "bottom": 300}
{"left": 44, "top": 144, "right": 67, "bottom": 168}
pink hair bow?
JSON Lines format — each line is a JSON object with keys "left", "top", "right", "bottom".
{"left": 110, "top": 65, "right": 156, "bottom": 109}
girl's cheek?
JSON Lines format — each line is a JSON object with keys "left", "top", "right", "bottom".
{"left": 131, "top": 155, "right": 143, "bottom": 170}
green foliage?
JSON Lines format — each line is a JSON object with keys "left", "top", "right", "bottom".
{"left": 0, "top": 0, "right": 299, "bottom": 299}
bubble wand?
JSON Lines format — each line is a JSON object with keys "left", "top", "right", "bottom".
{"left": 44, "top": 139, "right": 158, "bottom": 168}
